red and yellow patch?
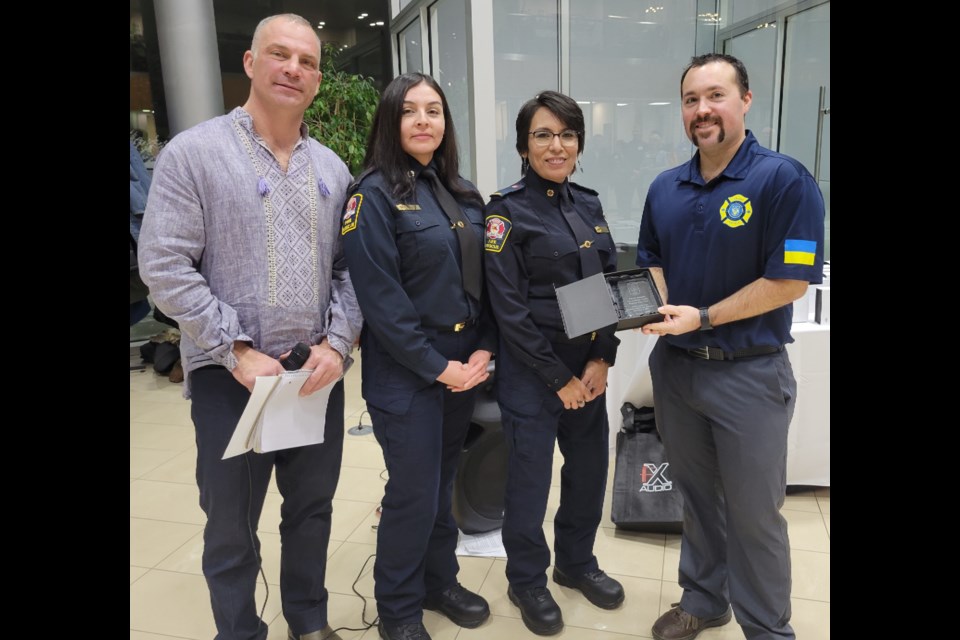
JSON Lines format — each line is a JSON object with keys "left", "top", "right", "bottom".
{"left": 484, "top": 215, "right": 512, "bottom": 253}
{"left": 341, "top": 194, "right": 362, "bottom": 235}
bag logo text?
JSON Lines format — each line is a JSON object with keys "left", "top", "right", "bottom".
{"left": 639, "top": 462, "right": 673, "bottom": 492}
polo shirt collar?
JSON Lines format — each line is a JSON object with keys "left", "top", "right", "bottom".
{"left": 680, "top": 130, "right": 759, "bottom": 185}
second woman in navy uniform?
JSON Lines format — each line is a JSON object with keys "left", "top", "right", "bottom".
{"left": 483, "top": 90, "right": 624, "bottom": 636}
{"left": 341, "top": 73, "right": 496, "bottom": 640}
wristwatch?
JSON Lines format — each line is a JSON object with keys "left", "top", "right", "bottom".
{"left": 699, "top": 307, "right": 713, "bottom": 331}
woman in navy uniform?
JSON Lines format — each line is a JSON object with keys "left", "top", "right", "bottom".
{"left": 483, "top": 91, "right": 624, "bottom": 636}
{"left": 341, "top": 73, "right": 495, "bottom": 640}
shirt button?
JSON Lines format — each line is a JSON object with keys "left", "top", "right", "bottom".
{"left": 546, "top": 189, "right": 554, "bottom": 197}
{"left": 553, "top": 378, "right": 559, "bottom": 384}
{"left": 415, "top": 220, "right": 421, "bottom": 226}
{"left": 553, "top": 251, "right": 559, "bottom": 256}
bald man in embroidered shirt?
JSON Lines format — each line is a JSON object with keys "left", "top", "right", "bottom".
{"left": 138, "top": 14, "right": 362, "bottom": 640}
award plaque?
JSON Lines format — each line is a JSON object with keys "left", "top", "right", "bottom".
{"left": 613, "top": 275, "right": 661, "bottom": 320}
{"left": 555, "top": 268, "right": 665, "bottom": 338}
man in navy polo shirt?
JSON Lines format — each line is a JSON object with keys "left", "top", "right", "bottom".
{"left": 636, "top": 53, "right": 824, "bottom": 640}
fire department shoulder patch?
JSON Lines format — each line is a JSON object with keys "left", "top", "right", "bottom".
{"left": 484, "top": 215, "right": 512, "bottom": 253}
{"left": 341, "top": 194, "right": 362, "bottom": 235}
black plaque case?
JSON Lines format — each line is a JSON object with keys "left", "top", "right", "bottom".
{"left": 555, "top": 268, "right": 665, "bottom": 339}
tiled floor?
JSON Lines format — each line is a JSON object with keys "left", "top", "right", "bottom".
{"left": 130, "top": 353, "right": 830, "bottom": 640}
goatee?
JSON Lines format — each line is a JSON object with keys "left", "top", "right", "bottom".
{"left": 690, "top": 119, "right": 725, "bottom": 147}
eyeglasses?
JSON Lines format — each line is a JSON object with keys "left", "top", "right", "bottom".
{"left": 529, "top": 129, "right": 580, "bottom": 148}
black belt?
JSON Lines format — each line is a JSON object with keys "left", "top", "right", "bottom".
{"left": 430, "top": 317, "right": 477, "bottom": 333}
{"left": 677, "top": 344, "right": 782, "bottom": 361}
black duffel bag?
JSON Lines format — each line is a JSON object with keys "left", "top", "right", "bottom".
{"left": 611, "top": 403, "right": 683, "bottom": 533}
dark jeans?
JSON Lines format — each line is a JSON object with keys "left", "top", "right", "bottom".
{"left": 190, "top": 366, "right": 345, "bottom": 640}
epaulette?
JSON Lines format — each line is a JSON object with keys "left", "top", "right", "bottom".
{"left": 489, "top": 181, "right": 526, "bottom": 200}
{"left": 569, "top": 181, "right": 599, "bottom": 196}
{"left": 346, "top": 167, "right": 377, "bottom": 194}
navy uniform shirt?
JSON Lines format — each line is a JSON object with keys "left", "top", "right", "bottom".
{"left": 636, "top": 130, "right": 825, "bottom": 351}
{"left": 341, "top": 158, "right": 496, "bottom": 384}
{"left": 484, "top": 170, "right": 620, "bottom": 391}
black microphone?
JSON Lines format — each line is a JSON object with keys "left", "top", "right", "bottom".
{"left": 282, "top": 342, "right": 312, "bottom": 371}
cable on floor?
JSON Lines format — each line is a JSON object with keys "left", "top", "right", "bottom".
{"left": 323, "top": 553, "right": 379, "bottom": 638}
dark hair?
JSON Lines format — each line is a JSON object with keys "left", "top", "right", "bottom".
{"left": 680, "top": 53, "right": 750, "bottom": 98}
{"left": 363, "top": 72, "right": 482, "bottom": 205}
{"left": 515, "top": 90, "right": 585, "bottom": 158}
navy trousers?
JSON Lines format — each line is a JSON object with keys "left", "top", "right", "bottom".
{"left": 650, "top": 341, "right": 797, "bottom": 640}
{"left": 190, "top": 366, "right": 345, "bottom": 640}
{"left": 497, "top": 341, "right": 609, "bottom": 589}
{"left": 368, "top": 383, "right": 476, "bottom": 623}
{"left": 364, "top": 329, "right": 480, "bottom": 625}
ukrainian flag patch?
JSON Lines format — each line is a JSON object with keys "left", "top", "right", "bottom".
{"left": 784, "top": 239, "right": 817, "bottom": 266}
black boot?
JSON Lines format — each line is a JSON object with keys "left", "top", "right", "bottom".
{"left": 507, "top": 585, "right": 564, "bottom": 636}
{"left": 423, "top": 583, "right": 490, "bottom": 628}
{"left": 377, "top": 620, "right": 431, "bottom": 640}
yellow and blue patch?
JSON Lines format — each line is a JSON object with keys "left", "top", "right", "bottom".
{"left": 341, "top": 194, "right": 362, "bottom": 235}
{"left": 719, "top": 194, "right": 752, "bottom": 228}
{"left": 484, "top": 215, "right": 512, "bottom": 253}
{"left": 784, "top": 239, "right": 817, "bottom": 266}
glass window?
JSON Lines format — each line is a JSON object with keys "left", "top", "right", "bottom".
{"left": 568, "top": 0, "right": 700, "bottom": 245}
{"left": 780, "top": 2, "right": 830, "bottom": 260}
{"left": 400, "top": 18, "right": 423, "bottom": 73}
{"left": 726, "top": 0, "right": 779, "bottom": 25}
{"left": 492, "top": 0, "right": 559, "bottom": 189}
{"left": 725, "top": 22, "right": 777, "bottom": 149}
{"left": 430, "top": 0, "right": 473, "bottom": 179}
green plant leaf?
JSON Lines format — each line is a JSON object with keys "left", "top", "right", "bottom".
{"left": 304, "top": 44, "right": 380, "bottom": 175}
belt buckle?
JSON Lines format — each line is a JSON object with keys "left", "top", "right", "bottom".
{"left": 689, "top": 346, "right": 711, "bottom": 360}
{"left": 453, "top": 321, "right": 466, "bottom": 332}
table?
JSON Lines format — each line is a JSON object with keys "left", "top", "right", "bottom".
{"left": 605, "top": 322, "right": 830, "bottom": 486}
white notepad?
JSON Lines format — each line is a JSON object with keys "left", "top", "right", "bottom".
{"left": 222, "top": 370, "right": 332, "bottom": 459}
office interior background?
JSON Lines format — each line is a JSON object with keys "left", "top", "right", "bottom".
{"left": 130, "top": 0, "right": 829, "bottom": 261}
{"left": 130, "top": 1, "right": 830, "bottom": 638}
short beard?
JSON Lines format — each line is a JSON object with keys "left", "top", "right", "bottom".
{"left": 690, "top": 118, "right": 725, "bottom": 147}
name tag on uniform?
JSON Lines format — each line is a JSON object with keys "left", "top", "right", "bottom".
{"left": 396, "top": 204, "right": 422, "bottom": 211}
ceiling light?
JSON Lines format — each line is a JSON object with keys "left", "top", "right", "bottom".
{"left": 617, "top": 103, "right": 628, "bottom": 107}
{"left": 648, "top": 102, "right": 671, "bottom": 106}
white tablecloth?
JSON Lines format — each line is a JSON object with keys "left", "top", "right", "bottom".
{"left": 605, "top": 323, "right": 830, "bottom": 486}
